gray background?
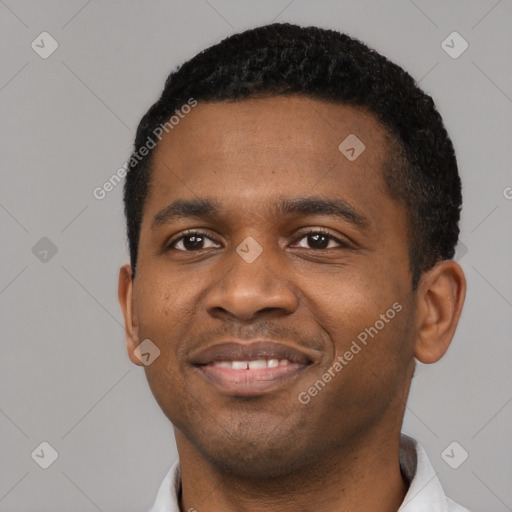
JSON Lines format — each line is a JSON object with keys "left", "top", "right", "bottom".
{"left": 1, "top": 0, "right": 511, "bottom": 510}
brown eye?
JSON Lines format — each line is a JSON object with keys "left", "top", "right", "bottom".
{"left": 306, "top": 233, "right": 330, "bottom": 249}
{"left": 168, "top": 231, "right": 220, "bottom": 252}
{"left": 293, "top": 230, "right": 347, "bottom": 250}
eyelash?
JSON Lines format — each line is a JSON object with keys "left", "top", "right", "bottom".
{"left": 166, "top": 228, "right": 351, "bottom": 252}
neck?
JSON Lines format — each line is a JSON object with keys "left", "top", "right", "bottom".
{"left": 176, "top": 429, "right": 409, "bottom": 512}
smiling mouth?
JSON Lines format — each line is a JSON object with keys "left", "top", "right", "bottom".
{"left": 196, "top": 359, "right": 309, "bottom": 396}
{"left": 190, "top": 341, "right": 316, "bottom": 396}
{"left": 210, "top": 358, "right": 295, "bottom": 370}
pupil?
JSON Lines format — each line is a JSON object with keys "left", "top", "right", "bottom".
{"left": 184, "top": 235, "right": 203, "bottom": 250}
{"left": 309, "top": 233, "right": 328, "bottom": 249}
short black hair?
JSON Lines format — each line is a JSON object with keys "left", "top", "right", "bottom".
{"left": 123, "top": 22, "right": 461, "bottom": 290}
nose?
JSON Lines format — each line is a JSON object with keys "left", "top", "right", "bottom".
{"left": 204, "top": 243, "right": 298, "bottom": 322}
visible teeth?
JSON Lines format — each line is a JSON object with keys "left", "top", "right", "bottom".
{"left": 211, "top": 359, "right": 294, "bottom": 369}
{"left": 231, "top": 361, "right": 249, "bottom": 370}
{"left": 212, "top": 361, "right": 232, "bottom": 368}
{"left": 248, "top": 359, "right": 267, "bottom": 370}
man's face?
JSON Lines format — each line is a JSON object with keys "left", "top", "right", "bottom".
{"left": 127, "top": 96, "right": 418, "bottom": 477}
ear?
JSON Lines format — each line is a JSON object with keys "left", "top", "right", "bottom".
{"left": 414, "top": 260, "right": 466, "bottom": 364}
{"left": 118, "top": 263, "right": 144, "bottom": 367}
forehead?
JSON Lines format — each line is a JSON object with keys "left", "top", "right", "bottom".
{"left": 143, "top": 96, "right": 398, "bottom": 228}
{"left": 153, "top": 95, "right": 390, "bottom": 165}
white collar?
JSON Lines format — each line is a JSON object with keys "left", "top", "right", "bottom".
{"left": 397, "top": 434, "right": 470, "bottom": 511}
{"left": 148, "top": 434, "right": 470, "bottom": 512}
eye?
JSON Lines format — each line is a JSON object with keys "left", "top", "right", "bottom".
{"left": 292, "top": 229, "right": 349, "bottom": 250}
{"left": 167, "top": 230, "right": 221, "bottom": 252}
{"left": 166, "top": 228, "right": 350, "bottom": 253}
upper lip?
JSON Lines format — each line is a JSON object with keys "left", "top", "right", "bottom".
{"left": 189, "top": 340, "right": 316, "bottom": 366}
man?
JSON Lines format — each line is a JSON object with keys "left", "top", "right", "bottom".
{"left": 118, "top": 23, "right": 469, "bottom": 511}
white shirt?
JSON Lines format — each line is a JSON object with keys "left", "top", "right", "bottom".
{"left": 148, "top": 434, "right": 471, "bottom": 512}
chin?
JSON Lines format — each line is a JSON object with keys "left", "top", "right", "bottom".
{"left": 185, "top": 422, "right": 317, "bottom": 480}
{"left": 203, "top": 444, "right": 313, "bottom": 480}
{"left": 172, "top": 403, "right": 328, "bottom": 479}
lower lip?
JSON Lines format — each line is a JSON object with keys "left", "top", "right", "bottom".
{"left": 195, "top": 363, "right": 308, "bottom": 396}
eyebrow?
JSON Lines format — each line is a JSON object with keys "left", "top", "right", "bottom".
{"left": 151, "top": 196, "right": 370, "bottom": 231}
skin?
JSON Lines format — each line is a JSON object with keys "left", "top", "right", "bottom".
{"left": 118, "top": 96, "right": 466, "bottom": 512}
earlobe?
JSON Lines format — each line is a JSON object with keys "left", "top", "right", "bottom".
{"left": 118, "top": 263, "right": 144, "bottom": 367}
{"left": 414, "top": 260, "right": 466, "bottom": 364}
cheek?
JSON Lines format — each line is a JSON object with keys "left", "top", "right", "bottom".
{"left": 304, "top": 299, "right": 413, "bottom": 437}
{"left": 135, "top": 276, "right": 198, "bottom": 425}
{"left": 302, "top": 259, "right": 397, "bottom": 332}
{"left": 303, "top": 263, "right": 412, "bottom": 380}
{"left": 135, "top": 265, "right": 199, "bottom": 332}
{"left": 134, "top": 274, "right": 196, "bottom": 393}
